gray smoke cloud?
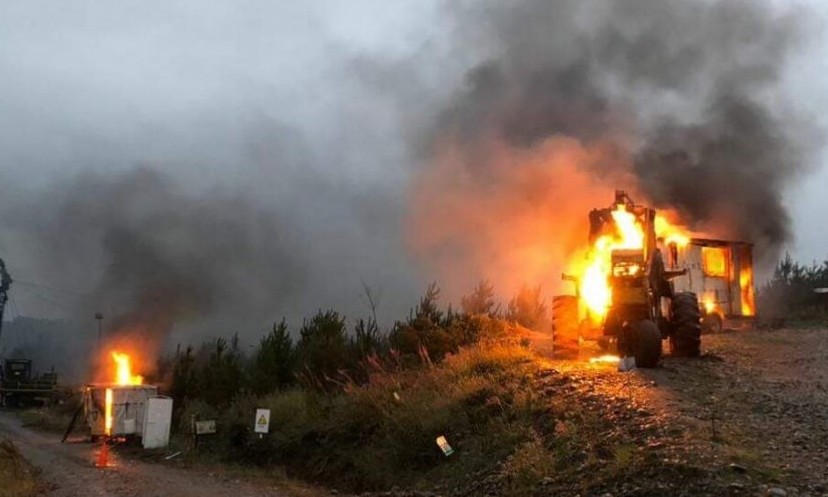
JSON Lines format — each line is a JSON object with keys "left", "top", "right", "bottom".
{"left": 410, "top": 0, "right": 819, "bottom": 289}
{"left": 0, "top": 0, "right": 822, "bottom": 375}
{"left": 0, "top": 1, "right": 429, "bottom": 365}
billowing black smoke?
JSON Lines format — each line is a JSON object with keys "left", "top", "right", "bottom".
{"left": 423, "top": 0, "right": 817, "bottom": 261}
{"left": 3, "top": 167, "right": 311, "bottom": 358}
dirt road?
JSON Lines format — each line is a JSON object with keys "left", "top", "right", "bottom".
{"left": 0, "top": 412, "right": 324, "bottom": 497}
{"left": 552, "top": 327, "right": 828, "bottom": 496}
{"left": 656, "top": 327, "right": 828, "bottom": 493}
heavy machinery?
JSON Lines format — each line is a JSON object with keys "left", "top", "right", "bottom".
{"left": 0, "top": 359, "right": 58, "bottom": 407}
{"left": 0, "top": 257, "right": 59, "bottom": 406}
{"left": 552, "top": 191, "right": 702, "bottom": 367}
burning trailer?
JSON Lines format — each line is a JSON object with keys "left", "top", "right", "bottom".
{"left": 82, "top": 352, "right": 172, "bottom": 449}
{"left": 665, "top": 238, "right": 755, "bottom": 333}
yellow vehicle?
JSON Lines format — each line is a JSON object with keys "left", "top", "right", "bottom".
{"left": 552, "top": 191, "right": 701, "bottom": 367}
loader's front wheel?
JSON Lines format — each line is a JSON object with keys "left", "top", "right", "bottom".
{"left": 671, "top": 292, "right": 702, "bottom": 357}
{"left": 552, "top": 295, "right": 579, "bottom": 359}
{"left": 630, "top": 319, "right": 662, "bottom": 368}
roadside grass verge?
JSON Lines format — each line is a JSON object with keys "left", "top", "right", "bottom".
{"left": 172, "top": 342, "right": 671, "bottom": 495}
{"left": 175, "top": 343, "right": 547, "bottom": 492}
{"left": 0, "top": 440, "right": 39, "bottom": 497}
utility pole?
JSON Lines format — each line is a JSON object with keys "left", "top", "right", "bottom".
{"left": 94, "top": 312, "right": 103, "bottom": 354}
{"left": 0, "top": 258, "right": 12, "bottom": 347}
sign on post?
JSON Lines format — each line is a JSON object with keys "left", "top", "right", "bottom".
{"left": 254, "top": 408, "right": 270, "bottom": 434}
{"left": 195, "top": 420, "right": 217, "bottom": 435}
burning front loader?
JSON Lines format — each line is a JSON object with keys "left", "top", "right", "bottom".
{"left": 553, "top": 191, "right": 753, "bottom": 367}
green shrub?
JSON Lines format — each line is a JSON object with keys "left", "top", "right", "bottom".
{"left": 250, "top": 320, "right": 296, "bottom": 395}
{"left": 296, "top": 310, "right": 350, "bottom": 391}
{"left": 198, "top": 335, "right": 246, "bottom": 408}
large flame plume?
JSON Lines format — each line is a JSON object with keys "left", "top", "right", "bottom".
{"left": 111, "top": 351, "right": 143, "bottom": 386}
{"left": 570, "top": 204, "right": 692, "bottom": 318}
{"left": 103, "top": 351, "right": 143, "bottom": 440}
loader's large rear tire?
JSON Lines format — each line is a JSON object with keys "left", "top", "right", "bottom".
{"left": 630, "top": 319, "right": 662, "bottom": 368}
{"left": 552, "top": 295, "right": 579, "bottom": 359}
{"left": 671, "top": 292, "right": 702, "bottom": 357}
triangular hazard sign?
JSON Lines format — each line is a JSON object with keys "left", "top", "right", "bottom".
{"left": 257, "top": 415, "right": 267, "bottom": 425}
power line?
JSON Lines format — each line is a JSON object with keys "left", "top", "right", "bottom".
{"left": 13, "top": 279, "right": 89, "bottom": 298}
{"left": 8, "top": 294, "right": 19, "bottom": 321}
{"left": 13, "top": 286, "right": 74, "bottom": 312}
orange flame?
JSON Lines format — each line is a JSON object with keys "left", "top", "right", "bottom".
{"left": 572, "top": 206, "right": 692, "bottom": 319}
{"left": 104, "top": 387, "right": 113, "bottom": 436}
{"left": 655, "top": 216, "right": 690, "bottom": 247}
{"left": 703, "top": 297, "right": 716, "bottom": 315}
{"left": 578, "top": 205, "right": 646, "bottom": 316}
{"left": 111, "top": 352, "right": 143, "bottom": 386}
{"left": 740, "top": 267, "right": 755, "bottom": 316}
{"left": 589, "top": 354, "right": 621, "bottom": 364}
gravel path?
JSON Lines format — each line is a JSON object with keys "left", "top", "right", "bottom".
{"left": 0, "top": 412, "right": 319, "bottom": 497}
{"left": 551, "top": 327, "right": 828, "bottom": 496}
{"left": 663, "top": 328, "right": 828, "bottom": 494}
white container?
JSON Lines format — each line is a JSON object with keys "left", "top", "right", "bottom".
{"left": 84, "top": 384, "right": 159, "bottom": 438}
{"left": 142, "top": 396, "right": 173, "bottom": 449}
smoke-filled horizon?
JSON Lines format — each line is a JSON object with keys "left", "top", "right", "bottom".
{"left": 0, "top": 0, "right": 825, "bottom": 368}
{"left": 409, "top": 0, "right": 821, "bottom": 301}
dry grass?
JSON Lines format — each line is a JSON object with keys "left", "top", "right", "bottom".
{"left": 174, "top": 341, "right": 668, "bottom": 494}
{"left": 0, "top": 440, "right": 39, "bottom": 497}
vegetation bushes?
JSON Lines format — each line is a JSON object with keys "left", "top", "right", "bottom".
{"left": 758, "top": 253, "right": 828, "bottom": 324}
{"left": 158, "top": 254, "right": 828, "bottom": 492}
{"left": 162, "top": 281, "right": 552, "bottom": 491}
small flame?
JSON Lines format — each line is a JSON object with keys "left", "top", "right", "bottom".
{"left": 655, "top": 216, "right": 690, "bottom": 247}
{"left": 111, "top": 352, "right": 143, "bottom": 386}
{"left": 104, "top": 387, "right": 113, "bottom": 436}
{"left": 740, "top": 267, "right": 755, "bottom": 316}
{"left": 703, "top": 297, "right": 716, "bottom": 315}
{"left": 589, "top": 354, "right": 621, "bottom": 364}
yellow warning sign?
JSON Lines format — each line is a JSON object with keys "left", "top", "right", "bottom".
{"left": 254, "top": 408, "right": 270, "bottom": 434}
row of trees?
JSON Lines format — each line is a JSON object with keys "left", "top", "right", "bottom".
{"left": 164, "top": 251, "right": 828, "bottom": 411}
{"left": 163, "top": 280, "right": 550, "bottom": 410}
{"left": 758, "top": 253, "right": 828, "bottom": 321}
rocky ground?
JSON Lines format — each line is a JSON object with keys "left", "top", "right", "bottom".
{"left": 438, "top": 327, "right": 828, "bottom": 497}
{"left": 3, "top": 327, "right": 828, "bottom": 497}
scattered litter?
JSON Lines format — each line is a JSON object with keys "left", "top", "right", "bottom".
{"left": 393, "top": 392, "right": 402, "bottom": 403}
{"left": 164, "top": 451, "right": 181, "bottom": 460}
{"left": 436, "top": 435, "right": 454, "bottom": 456}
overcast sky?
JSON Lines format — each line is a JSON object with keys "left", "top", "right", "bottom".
{"left": 0, "top": 0, "right": 826, "bottom": 332}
